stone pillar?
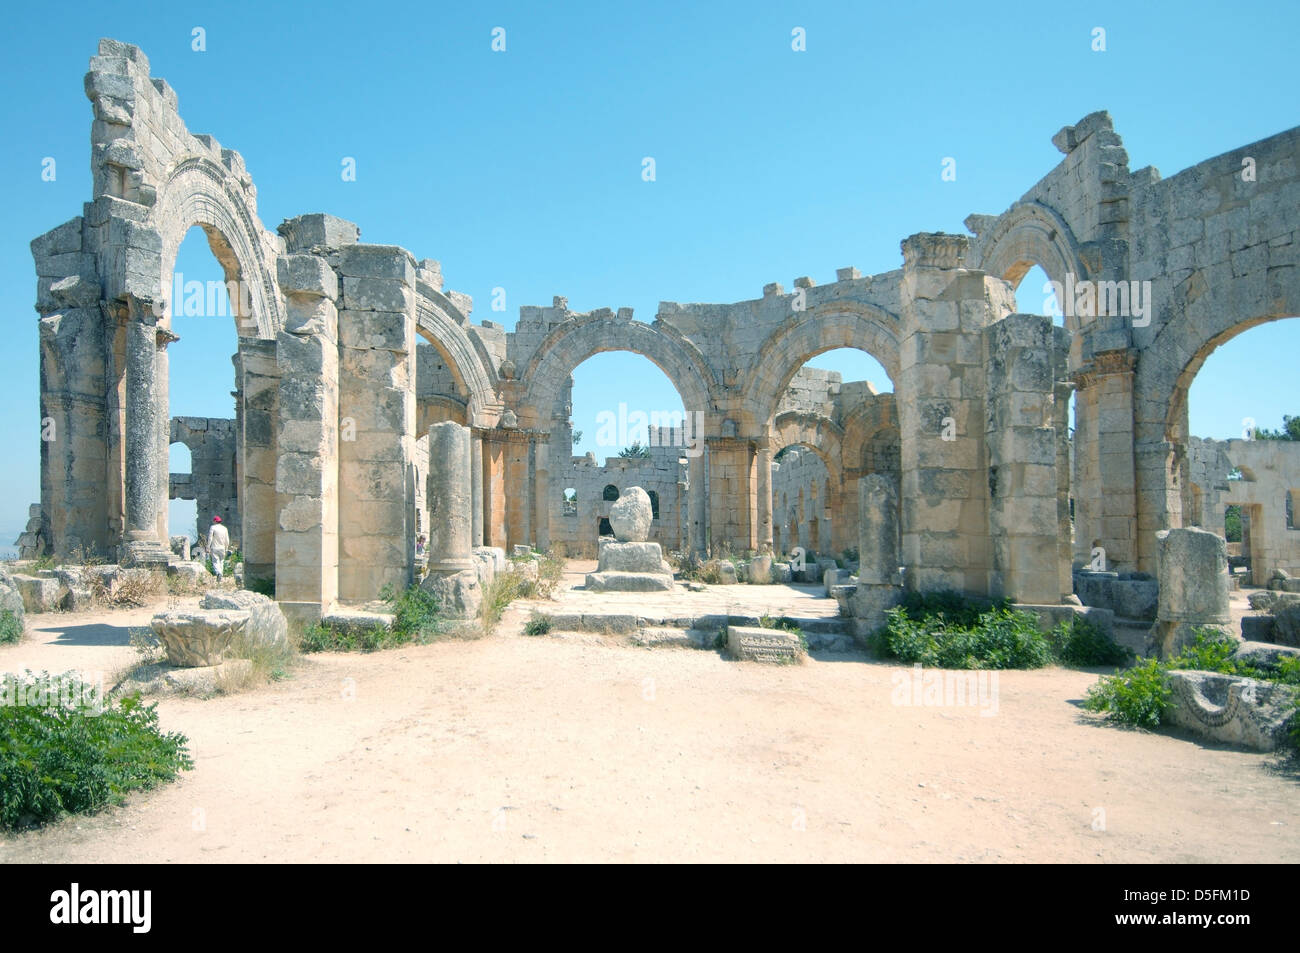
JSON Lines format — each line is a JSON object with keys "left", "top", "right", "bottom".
{"left": 336, "top": 244, "right": 417, "bottom": 600}
{"left": 1153, "top": 526, "right": 1230, "bottom": 658}
{"left": 756, "top": 443, "right": 773, "bottom": 553}
{"left": 689, "top": 452, "right": 707, "bottom": 554}
{"left": 119, "top": 303, "right": 171, "bottom": 566}
{"left": 532, "top": 435, "right": 550, "bottom": 552}
{"left": 422, "top": 421, "right": 481, "bottom": 618}
{"left": 1072, "top": 351, "right": 1139, "bottom": 573}
{"left": 851, "top": 474, "right": 903, "bottom": 635}
{"left": 274, "top": 254, "right": 340, "bottom": 622}
{"left": 502, "top": 431, "right": 531, "bottom": 550}
{"left": 897, "top": 233, "right": 1001, "bottom": 594}
{"left": 706, "top": 436, "right": 755, "bottom": 554}
{"left": 236, "top": 338, "right": 279, "bottom": 587}
{"left": 471, "top": 431, "right": 484, "bottom": 546}
{"left": 983, "top": 314, "right": 1068, "bottom": 605}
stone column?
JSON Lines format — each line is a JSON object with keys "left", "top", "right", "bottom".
{"left": 531, "top": 434, "right": 550, "bottom": 552}
{"left": 423, "top": 421, "right": 481, "bottom": 617}
{"left": 756, "top": 443, "right": 773, "bottom": 553}
{"left": 471, "top": 431, "right": 484, "bottom": 546}
{"left": 120, "top": 304, "right": 171, "bottom": 566}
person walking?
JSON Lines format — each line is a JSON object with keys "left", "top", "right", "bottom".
{"left": 208, "top": 515, "right": 231, "bottom": 581}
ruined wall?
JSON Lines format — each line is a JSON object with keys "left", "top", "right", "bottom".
{"left": 168, "top": 415, "right": 238, "bottom": 542}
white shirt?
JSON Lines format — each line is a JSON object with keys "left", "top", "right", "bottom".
{"left": 208, "top": 523, "right": 230, "bottom": 556}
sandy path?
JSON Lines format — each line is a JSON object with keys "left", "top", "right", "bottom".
{"left": 2, "top": 591, "right": 1297, "bottom": 863}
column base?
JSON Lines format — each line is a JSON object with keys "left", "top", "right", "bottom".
{"left": 118, "top": 539, "right": 172, "bottom": 569}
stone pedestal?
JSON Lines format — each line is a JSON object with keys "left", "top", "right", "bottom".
{"left": 851, "top": 474, "right": 903, "bottom": 635}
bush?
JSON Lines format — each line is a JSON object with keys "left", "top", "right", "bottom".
{"left": 877, "top": 601, "right": 1052, "bottom": 670}
{"left": 381, "top": 583, "right": 444, "bottom": 642}
{"left": 299, "top": 584, "right": 445, "bottom": 654}
{"left": 482, "top": 572, "right": 528, "bottom": 633}
{"left": 299, "top": 622, "right": 402, "bottom": 654}
{"left": 523, "top": 614, "right": 552, "bottom": 636}
{"left": 0, "top": 609, "right": 22, "bottom": 645}
{"left": 1052, "top": 616, "right": 1129, "bottom": 667}
{"left": 0, "top": 674, "right": 193, "bottom": 830}
{"left": 1082, "top": 656, "right": 1172, "bottom": 728}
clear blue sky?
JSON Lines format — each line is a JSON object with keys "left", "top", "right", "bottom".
{"left": 2, "top": 0, "right": 1297, "bottom": 546}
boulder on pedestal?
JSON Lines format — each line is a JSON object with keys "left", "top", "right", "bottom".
{"left": 610, "top": 487, "right": 653, "bottom": 542}
{"left": 587, "top": 535, "right": 674, "bottom": 592}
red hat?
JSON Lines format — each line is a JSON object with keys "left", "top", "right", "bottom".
{"left": 212, "top": 516, "right": 222, "bottom": 523}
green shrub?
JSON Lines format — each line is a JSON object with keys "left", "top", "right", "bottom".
{"left": 878, "top": 602, "right": 1051, "bottom": 670}
{"left": 381, "top": 583, "right": 444, "bottom": 642}
{"left": 523, "top": 614, "right": 552, "bottom": 636}
{"left": 299, "top": 622, "right": 402, "bottom": 654}
{"left": 1082, "top": 657, "right": 1172, "bottom": 728}
{"left": 0, "top": 609, "right": 22, "bottom": 645}
{"left": 1052, "top": 616, "right": 1128, "bottom": 667}
{"left": 0, "top": 674, "right": 192, "bottom": 830}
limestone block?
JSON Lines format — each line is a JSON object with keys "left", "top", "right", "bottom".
{"left": 610, "top": 486, "right": 653, "bottom": 542}
{"left": 12, "top": 574, "right": 62, "bottom": 613}
{"left": 0, "top": 571, "right": 26, "bottom": 627}
{"left": 726, "top": 625, "right": 805, "bottom": 664}
{"left": 1155, "top": 527, "right": 1229, "bottom": 624}
{"left": 598, "top": 541, "right": 663, "bottom": 573}
{"left": 1233, "top": 641, "right": 1300, "bottom": 670}
{"left": 1272, "top": 605, "right": 1300, "bottom": 647}
{"left": 772, "top": 562, "right": 793, "bottom": 584}
{"left": 166, "top": 560, "right": 210, "bottom": 585}
{"left": 747, "top": 554, "right": 772, "bottom": 585}
{"left": 169, "top": 535, "right": 191, "bottom": 560}
{"left": 584, "top": 571, "right": 674, "bottom": 592}
{"left": 823, "top": 568, "right": 852, "bottom": 596}
{"left": 1164, "top": 670, "right": 1298, "bottom": 752}
{"left": 277, "top": 254, "right": 338, "bottom": 298}
{"left": 1240, "top": 615, "right": 1275, "bottom": 642}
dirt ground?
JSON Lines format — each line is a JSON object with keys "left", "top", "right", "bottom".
{"left": 1, "top": 565, "right": 1297, "bottom": 864}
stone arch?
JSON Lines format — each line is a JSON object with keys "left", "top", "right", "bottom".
{"left": 517, "top": 317, "right": 717, "bottom": 429}
{"left": 1135, "top": 302, "right": 1300, "bottom": 569}
{"left": 743, "top": 302, "right": 901, "bottom": 431}
{"left": 770, "top": 412, "right": 843, "bottom": 475}
{"left": 155, "top": 156, "right": 284, "bottom": 339}
{"left": 969, "top": 201, "right": 1086, "bottom": 326}
{"left": 415, "top": 301, "right": 498, "bottom": 425}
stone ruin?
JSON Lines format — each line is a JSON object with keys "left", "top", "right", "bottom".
{"left": 26, "top": 39, "right": 1300, "bottom": 628}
